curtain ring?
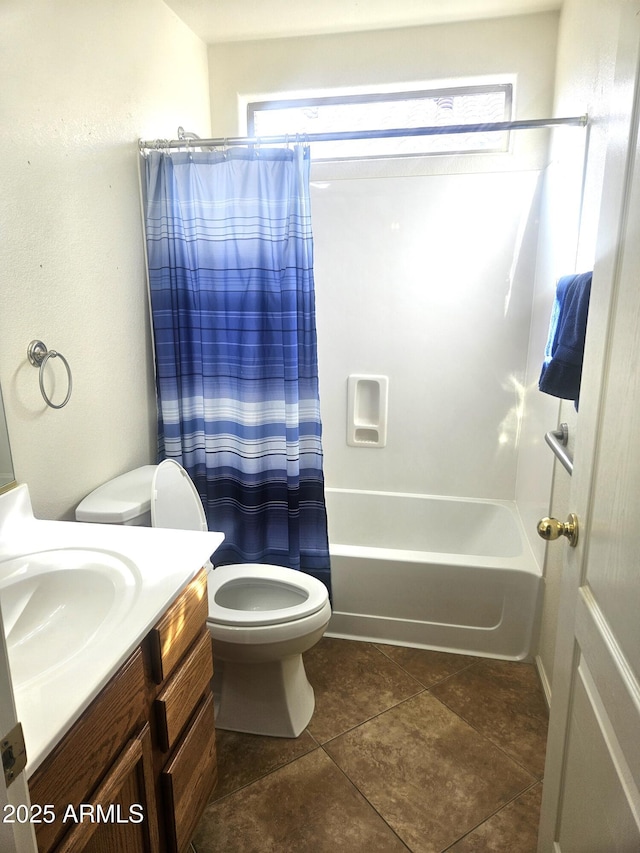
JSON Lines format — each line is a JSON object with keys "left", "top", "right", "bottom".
{"left": 27, "top": 340, "right": 73, "bottom": 409}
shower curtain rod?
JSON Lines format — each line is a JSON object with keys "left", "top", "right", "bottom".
{"left": 138, "top": 115, "right": 588, "bottom": 151}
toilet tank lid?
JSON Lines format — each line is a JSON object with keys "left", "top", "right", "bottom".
{"left": 75, "top": 465, "right": 157, "bottom": 523}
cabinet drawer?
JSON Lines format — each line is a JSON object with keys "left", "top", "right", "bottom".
{"left": 148, "top": 567, "right": 208, "bottom": 684}
{"left": 29, "top": 648, "right": 146, "bottom": 853}
{"left": 155, "top": 630, "right": 214, "bottom": 753}
{"left": 162, "top": 692, "right": 217, "bottom": 853}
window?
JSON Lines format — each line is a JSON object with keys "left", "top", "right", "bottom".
{"left": 247, "top": 84, "right": 512, "bottom": 161}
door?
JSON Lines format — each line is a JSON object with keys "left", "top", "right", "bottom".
{"left": 537, "top": 6, "right": 640, "bottom": 850}
{"left": 0, "top": 607, "right": 38, "bottom": 853}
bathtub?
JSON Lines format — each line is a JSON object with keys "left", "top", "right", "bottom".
{"left": 324, "top": 489, "right": 542, "bottom": 661}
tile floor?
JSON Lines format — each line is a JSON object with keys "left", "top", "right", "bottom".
{"left": 192, "top": 638, "right": 548, "bottom": 853}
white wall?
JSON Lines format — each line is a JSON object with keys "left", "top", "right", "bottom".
{"left": 0, "top": 0, "right": 211, "bottom": 520}
{"left": 313, "top": 169, "right": 544, "bottom": 497}
{"left": 208, "top": 14, "right": 559, "bottom": 139}
{"left": 208, "top": 13, "right": 559, "bottom": 499}
{"left": 534, "top": 0, "right": 631, "bottom": 693}
{"left": 514, "top": 126, "right": 587, "bottom": 570}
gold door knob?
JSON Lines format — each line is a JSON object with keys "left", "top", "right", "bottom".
{"left": 537, "top": 513, "right": 579, "bottom": 547}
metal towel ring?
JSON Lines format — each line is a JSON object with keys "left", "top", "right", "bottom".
{"left": 27, "top": 340, "right": 73, "bottom": 409}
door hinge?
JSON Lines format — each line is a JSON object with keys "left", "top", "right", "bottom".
{"left": 2, "top": 723, "right": 27, "bottom": 788}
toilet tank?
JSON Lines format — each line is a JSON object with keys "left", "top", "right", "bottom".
{"left": 75, "top": 465, "right": 157, "bottom": 526}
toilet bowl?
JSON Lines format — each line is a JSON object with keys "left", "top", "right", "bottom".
{"left": 75, "top": 459, "right": 331, "bottom": 737}
{"left": 208, "top": 564, "right": 331, "bottom": 736}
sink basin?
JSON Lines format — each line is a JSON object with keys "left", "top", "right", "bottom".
{"left": 0, "top": 549, "right": 139, "bottom": 687}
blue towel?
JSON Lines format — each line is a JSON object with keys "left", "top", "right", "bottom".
{"left": 539, "top": 271, "right": 592, "bottom": 407}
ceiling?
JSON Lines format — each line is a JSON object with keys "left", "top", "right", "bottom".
{"left": 163, "top": 0, "right": 563, "bottom": 44}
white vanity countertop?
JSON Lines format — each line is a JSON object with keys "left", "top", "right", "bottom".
{"left": 0, "top": 484, "right": 224, "bottom": 775}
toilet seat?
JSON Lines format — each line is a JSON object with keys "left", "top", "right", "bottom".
{"left": 207, "top": 564, "right": 328, "bottom": 627}
{"left": 149, "top": 465, "right": 329, "bottom": 630}
{"left": 151, "top": 459, "right": 208, "bottom": 532}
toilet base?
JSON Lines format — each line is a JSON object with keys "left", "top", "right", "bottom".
{"left": 212, "top": 653, "right": 315, "bottom": 737}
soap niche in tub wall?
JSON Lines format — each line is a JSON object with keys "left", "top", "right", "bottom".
{"left": 347, "top": 375, "right": 388, "bottom": 447}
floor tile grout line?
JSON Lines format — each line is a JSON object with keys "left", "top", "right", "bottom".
{"left": 212, "top": 692, "right": 435, "bottom": 807}
{"left": 426, "top": 689, "right": 546, "bottom": 781}
{"left": 366, "top": 643, "right": 426, "bottom": 691}
{"left": 207, "top": 736, "right": 415, "bottom": 850}
{"left": 315, "top": 674, "right": 544, "bottom": 782}
{"left": 309, "top": 643, "right": 513, "bottom": 746}
{"left": 320, "top": 731, "right": 541, "bottom": 853}
{"left": 209, "top": 690, "right": 543, "bottom": 805}
{"left": 205, "top": 686, "right": 431, "bottom": 802}
{"left": 319, "top": 742, "right": 413, "bottom": 852}
{"left": 439, "top": 778, "right": 544, "bottom": 852}
{"left": 318, "top": 684, "right": 541, "bottom": 851}
{"left": 315, "top": 685, "right": 429, "bottom": 747}
{"left": 371, "top": 644, "right": 480, "bottom": 690}
{"left": 208, "top": 689, "right": 437, "bottom": 841}
{"left": 206, "top": 736, "right": 321, "bottom": 806}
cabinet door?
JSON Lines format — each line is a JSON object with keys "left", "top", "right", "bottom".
{"left": 30, "top": 648, "right": 146, "bottom": 853}
{"left": 55, "top": 725, "right": 159, "bottom": 853}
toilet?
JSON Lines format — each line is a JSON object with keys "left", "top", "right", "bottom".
{"left": 75, "top": 459, "right": 331, "bottom": 737}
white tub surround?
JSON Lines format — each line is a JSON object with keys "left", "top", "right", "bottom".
{"left": 0, "top": 484, "right": 224, "bottom": 774}
{"left": 325, "top": 489, "right": 542, "bottom": 660}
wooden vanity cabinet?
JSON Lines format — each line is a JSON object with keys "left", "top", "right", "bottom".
{"left": 28, "top": 567, "right": 217, "bottom": 853}
{"left": 144, "top": 567, "right": 217, "bottom": 853}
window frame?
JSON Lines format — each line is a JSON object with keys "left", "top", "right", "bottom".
{"left": 247, "top": 83, "right": 513, "bottom": 161}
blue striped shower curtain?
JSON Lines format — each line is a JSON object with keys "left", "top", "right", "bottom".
{"left": 144, "top": 145, "right": 330, "bottom": 590}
